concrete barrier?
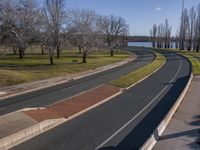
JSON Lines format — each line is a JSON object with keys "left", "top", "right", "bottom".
{"left": 0, "top": 118, "right": 66, "bottom": 150}
{"left": 0, "top": 85, "right": 122, "bottom": 150}
{"left": 140, "top": 73, "right": 193, "bottom": 150}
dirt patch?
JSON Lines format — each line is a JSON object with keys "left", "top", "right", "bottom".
{"left": 24, "top": 84, "right": 120, "bottom": 122}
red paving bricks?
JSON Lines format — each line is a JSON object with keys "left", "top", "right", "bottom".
{"left": 25, "top": 109, "right": 62, "bottom": 122}
{"left": 24, "top": 84, "right": 120, "bottom": 122}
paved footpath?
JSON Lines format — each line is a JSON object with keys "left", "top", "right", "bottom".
{"left": 153, "top": 76, "right": 200, "bottom": 150}
{"left": 0, "top": 112, "right": 38, "bottom": 139}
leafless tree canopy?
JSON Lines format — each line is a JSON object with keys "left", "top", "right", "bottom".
{"left": 150, "top": 2, "right": 200, "bottom": 52}
{"left": 178, "top": 3, "right": 200, "bottom": 52}
{"left": 0, "top": 0, "right": 129, "bottom": 64}
{"left": 44, "top": 0, "right": 66, "bottom": 58}
{"left": 150, "top": 24, "right": 157, "bottom": 48}
{"left": 97, "top": 15, "right": 129, "bottom": 56}
{"left": 67, "top": 9, "right": 98, "bottom": 63}
{"left": 0, "top": 0, "right": 39, "bottom": 59}
{"left": 37, "top": 0, "right": 67, "bottom": 64}
{"left": 150, "top": 19, "right": 172, "bottom": 49}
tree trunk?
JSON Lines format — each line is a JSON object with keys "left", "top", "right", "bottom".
{"left": 41, "top": 45, "right": 44, "bottom": 55}
{"left": 19, "top": 48, "right": 25, "bottom": 59}
{"left": 110, "top": 48, "right": 114, "bottom": 56}
{"left": 56, "top": 44, "right": 60, "bottom": 58}
{"left": 82, "top": 52, "right": 87, "bottom": 63}
{"left": 13, "top": 46, "right": 17, "bottom": 55}
{"left": 188, "top": 40, "right": 192, "bottom": 51}
{"left": 196, "top": 39, "right": 200, "bottom": 52}
{"left": 193, "top": 42, "right": 196, "bottom": 51}
{"left": 19, "top": 50, "right": 23, "bottom": 59}
{"left": 196, "top": 45, "right": 200, "bottom": 52}
{"left": 50, "top": 57, "right": 54, "bottom": 65}
{"left": 79, "top": 46, "right": 82, "bottom": 54}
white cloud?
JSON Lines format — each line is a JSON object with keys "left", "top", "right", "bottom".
{"left": 155, "top": 7, "right": 162, "bottom": 11}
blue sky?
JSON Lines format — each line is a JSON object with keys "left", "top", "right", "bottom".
{"left": 40, "top": 0, "right": 200, "bottom": 36}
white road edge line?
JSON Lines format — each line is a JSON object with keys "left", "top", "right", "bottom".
{"left": 95, "top": 56, "right": 182, "bottom": 150}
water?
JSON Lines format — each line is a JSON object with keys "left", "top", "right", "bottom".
{"left": 128, "top": 42, "right": 152, "bottom": 47}
{"left": 128, "top": 42, "right": 176, "bottom": 49}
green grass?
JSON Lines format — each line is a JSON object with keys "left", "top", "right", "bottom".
{"left": 0, "top": 49, "right": 131, "bottom": 87}
{"left": 110, "top": 52, "right": 166, "bottom": 88}
{"left": 178, "top": 53, "right": 200, "bottom": 75}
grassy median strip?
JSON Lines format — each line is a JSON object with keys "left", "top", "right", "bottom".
{"left": 178, "top": 52, "right": 200, "bottom": 75}
{"left": 110, "top": 52, "right": 166, "bottom": 88}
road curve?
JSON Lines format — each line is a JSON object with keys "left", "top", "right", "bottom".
{"left": 0, "top": 47, "right": 154, "bottom": 116}
{"left": 12, "top": 49, "right": 191, "bottom": 150}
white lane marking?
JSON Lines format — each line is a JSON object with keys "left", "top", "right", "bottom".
{"left": 95, "top": 57, "right": 182, "bottom": 150}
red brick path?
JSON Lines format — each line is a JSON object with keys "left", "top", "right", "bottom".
{"left": 25, "top": 84, "right": 120, "bottom": 122}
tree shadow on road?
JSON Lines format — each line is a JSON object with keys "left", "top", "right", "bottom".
{"left": 97, "top": 75, "right": 190, "bottom": 150}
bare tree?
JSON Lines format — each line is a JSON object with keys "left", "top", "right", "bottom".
{"left": 163, "top": 19, "right": 172, "bottom": 49}
{"left": 68, "top": 9, "right": 98, "bottom": 63}
{"left": 67, "top": 27, "right": 83, "bottom": 54}
{"left": 157, "top": 23, "right": 164, "bottom": 48}
{"left": 0, "top": 0, "right": 39, "bottom": 59}
{"left": 150, "top": 24, "right": 157, "bottom": 48}
{"left": 179, "top": 8, "right": 189, "bottom": 50}
{"left": 44, "top": 0, "right": 66, "bottom": 58}
{"left": 187, "top": 6, "right": 196, "bottom": 51}
{"left": 195, "top": 4, "right": 200, "bottom": 52}
{"left": 37, "top": 0, "right": 67, "bottom": 65}
{"left": 175, "top": 30, "right": 179, "bottom": 49}
{"left": 151, "top": 19, "right": 172, "bottom": 49}
{"left": 97, "top": 15, "right": 129, "bottom": 56}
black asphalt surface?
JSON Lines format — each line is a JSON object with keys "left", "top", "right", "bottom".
{"left": 0, "top": 47, "right": 155, "bottom": 116}
{"left": 12, "top": 49, "right": 191, "bottom": 150}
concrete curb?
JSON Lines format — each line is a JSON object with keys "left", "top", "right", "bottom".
{"left": 0, "top": 57, "right": 135, "bottom": 100}
{"left": 0, "top": 51, "right": 166, "bottom": 149}
{"left": 140, "top": 73, "right": 193, "bottom": 150}
{"left": 68, "top": 89, "right": 122, "bottom": 120}
{"left": 0, "top": 92, "right": 6, "bottom": 95}
{"left": 0, "top": 107, "right": 46, "bottom": 120}
{"left": 0, "top": 118, "right": 67, "bottom": 150}
{"left": 0, "top": 86, "right": 122, "bottom": 150}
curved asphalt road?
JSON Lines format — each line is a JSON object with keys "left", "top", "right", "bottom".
{"left": 12, "top": 49, "right": 191, "bottom": 150}
{"left": 0, "top": 47, "right": 154, "bottom": 116}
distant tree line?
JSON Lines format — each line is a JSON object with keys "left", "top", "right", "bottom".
{"left": 125, "top": 36, "right": 151, "bottom": 42}
{"left": 150, "top": 2, "right": 200, "bottom": 53}
{"left": 0, "top": 0, "right": 129, "bottom": 64}
{"left": 150, "top": 19, "right": 172, "bottom": 49}
{"left": 178, "top": 4, "right": 200, "bottom": 52}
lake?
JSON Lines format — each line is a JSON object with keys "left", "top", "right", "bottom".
{"left": 128, "top": 42, "right": 152, "bottom": 47}
{"left": 128, "top": 42, "right": 176, "bottom": 48}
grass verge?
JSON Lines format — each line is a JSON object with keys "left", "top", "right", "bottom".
{"left": 110, "top": 52, "right": 166, "bottom": 88}
{"left": 178, "top": 52, "right": 200, "bottom": 75}
{"left": 0, "top": 50, "right": 131, "bottom": 87}
{"left": 155, "top": 48, "right": 200, "bottom": 75}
